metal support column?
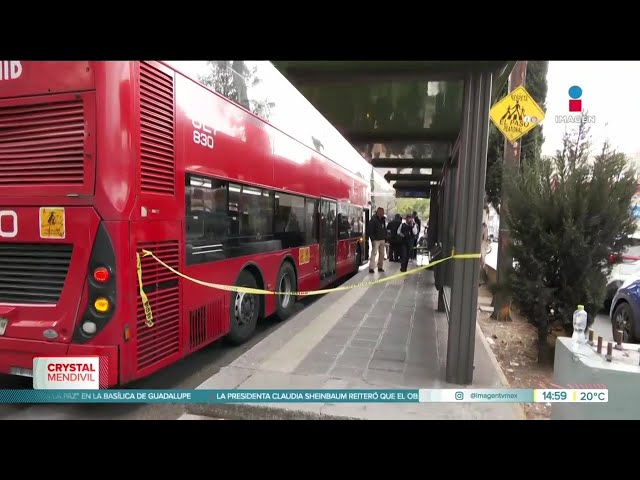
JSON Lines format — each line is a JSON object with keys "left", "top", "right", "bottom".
{"left": 442, "top": 163, "right": 457, "bottom": 292}
{"left": 435, "top": 179, "right": 447, "bottom": 312}
{"left": 437, "top": 164, "right": 454, "bottom": 312}
{"left": 427, "top": 186, "right": 439, "bottom": 250}
{"left": 429, "top": 186, "right": 444, "bottom": 311}
{"left": 445, "top": 72, "right": 493, "bottom": 385}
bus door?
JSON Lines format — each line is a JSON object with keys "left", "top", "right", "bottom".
{"left": 364, "top": 208, "right": 370, "bottom": 261}
{"left": 319, "top": 198, "right": 337, "bottom": 281}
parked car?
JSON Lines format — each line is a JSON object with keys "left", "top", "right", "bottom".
{"left": 609, "top": 278, "right": 640, "bottom": 343}
{"left": 604, "top": 260, "right": 640, "bottom": 310}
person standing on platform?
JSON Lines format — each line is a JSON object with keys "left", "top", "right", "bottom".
{"left": 386, "top": 213, "right": 402, "bottom": 262}
{"left": 382, "top": 214, "right": 388, "bottom": 260}
{"left": 397, "top": 214, "right": 418, "bottom": 273}
{"left": 368, "top": 207, "right": 386, "bottom": 273}
{"left": 411, "top": 211, "right": 422, "bottom": 260}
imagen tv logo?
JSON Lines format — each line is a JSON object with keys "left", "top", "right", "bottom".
{"left": 33, "top": 356, "right": 108, "bottom": 389}
{"left": 555, "top": 85, "right": 596, "bottom": 124}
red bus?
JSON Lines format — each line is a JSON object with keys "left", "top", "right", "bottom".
{"left": 0, "top": 60, "right": 371, "bottom": 387}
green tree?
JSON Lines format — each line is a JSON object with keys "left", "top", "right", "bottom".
{"left": 377, "top": 196, "right": 397, "bottom": 217}
{"left": 503, "top": 117, "right": 637, "bottom": 362}
{"left": 198, "top": 61, "right": 275, "bottom": 120}
{"left": 485, "top": 61, "right": 549, "bottom": 212}
{"left": 520, "top": 61, "right": 549, "bottom": 165}
{"left": 394, "top": 198, "right": 430, "bottom": 219}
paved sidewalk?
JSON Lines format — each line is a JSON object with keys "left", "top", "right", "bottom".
{"left": 186, "top": 261, "right": 524, "bottom": 420}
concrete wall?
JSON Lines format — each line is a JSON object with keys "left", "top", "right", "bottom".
{"left": 552, "top": 337, "right": 640, "bottom": 420}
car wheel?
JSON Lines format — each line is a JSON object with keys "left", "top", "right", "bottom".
{"left": 612, "top": 302, "right": 637, "bottom": 343}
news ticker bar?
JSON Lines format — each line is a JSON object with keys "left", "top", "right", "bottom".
{"left": 0, "top": 389, "right": 608, "bottom": 404}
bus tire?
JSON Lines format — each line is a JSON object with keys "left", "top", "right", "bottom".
{"left": 226, "top": 270, "right": 260, "bottom": 345}
{"left": 275, "top": 261, "right": 297, "bottom": 321}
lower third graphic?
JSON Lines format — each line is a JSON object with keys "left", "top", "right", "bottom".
{"left": 32, "top": 356, "right": 108, "bottom": 389}
{"left": 455, "top": 391, "right": 464, "bottom": 401}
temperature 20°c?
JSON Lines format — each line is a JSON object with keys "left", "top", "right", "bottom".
{"left": 192, "top": 118, "right": 215, "bottom": 150}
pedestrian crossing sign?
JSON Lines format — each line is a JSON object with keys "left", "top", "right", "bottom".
{"left": 39, "top": 207, "right": 66, "bottom": 239}
{"left": 489, "top": 85, "right": 545, "bottom": 142}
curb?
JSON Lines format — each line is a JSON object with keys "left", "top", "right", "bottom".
{"left": 186, "top": 403, "right": 355, "bottom": 420}
{"left": 476, "top": 320, "right": 528, "bottom": 420}
{"left": 178, "top": 413, "right": 225, "bottom": 420}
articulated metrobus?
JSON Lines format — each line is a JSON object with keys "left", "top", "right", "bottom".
{"left": 0, "top": 60, "right": 382, "bottom": 386}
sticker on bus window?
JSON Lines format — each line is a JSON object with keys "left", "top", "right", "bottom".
{"left": 39, "top": 207, "right": 66, "bottom": 239}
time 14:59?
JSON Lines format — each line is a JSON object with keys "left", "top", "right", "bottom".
{"left": 542, "top": 391, "right": 567, "bottom": 401}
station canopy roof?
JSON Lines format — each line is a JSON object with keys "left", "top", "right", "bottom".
{"left": 273, "top": 61, "right": 515, "bottom": 198}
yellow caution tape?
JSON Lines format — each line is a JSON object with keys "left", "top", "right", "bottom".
{"left": 136, "top": 252, "right": 154, "bottom": 328}
{"left": 138, "top": 248, "right": 480, "bottom": 299}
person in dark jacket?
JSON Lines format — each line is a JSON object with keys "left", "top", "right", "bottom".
{"left": 386, "top": 214, "right": 402, "bottom": 262}
{"left": 412, "top": 211, "right": 422, "bottom": 260}
{"left": 397, "top": 214, "right": 418, "bottom": 272}
{"left": 368, "top": 207, "right": 386, "bottom": 273}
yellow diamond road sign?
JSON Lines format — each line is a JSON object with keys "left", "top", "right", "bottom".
{"left": 489, "top": 85, "right": 545, "bottom": 142}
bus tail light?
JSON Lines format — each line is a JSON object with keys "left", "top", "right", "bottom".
{"left": 94, "top": 297, "right": 110, "bottom": 313}
{"left": 73, "top": 223, "right": 117, "bottom": 344}
{"left": 82, "top": 321, "right": 97, "bottom": 335}
{"left": 93, "top": 267, "right": 110, "bottom": 283}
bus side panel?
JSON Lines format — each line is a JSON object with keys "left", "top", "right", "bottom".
{"left": 336, "top": 238, "right": 349, "bottom": 274}
{"left": 128, "top": 61, "right": 180, "bottom": 224}
{"left": 271, "top": 130, "right": 316, "bottom": 195}
{"left": 0, "top": 61, "right": 94, "bottom": 99}
{"left": 296, "top": 244, "right": 320, "bottom": 293}
{"left": 180, "top": 269, "right": 228, "bottom": 355}
{"left": 128, "top": 221, "right": 183, "bottom": 382}
{"left": 336, "top": 239, "right": 358, "bottom": 278}
{"left": 92, "top": 61, "right": 138, "bottom": 221}
{"left": 174, "top": 73, "right": 274, "bottom": 193}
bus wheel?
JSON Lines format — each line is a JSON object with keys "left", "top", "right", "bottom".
{"left": 275, "top": 261, "right": 297, "bottom": 321}
{"left": 227, "top": 270, "right": 260, "bottom": 345}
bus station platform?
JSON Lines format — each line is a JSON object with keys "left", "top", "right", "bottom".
{"left": 185, "top": 261, "right": 525, "bottom": 420}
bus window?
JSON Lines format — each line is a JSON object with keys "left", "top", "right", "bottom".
{"left": 229, "top": 184, "right": 274, "bottom": 242}
{"left": 337, "top": 203, "right": 352, "bottom": 240}
{"left": 350, "top": 205, "right": 364, "bottom": 238}
{"left": 185, "top": 174, "right": 229, "bottom": 263}
{"left": 274, "top": 192, "right": 306, "bottom": 248}
{"left": 305, "top": 198, "right": 319, "bottom": 245}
